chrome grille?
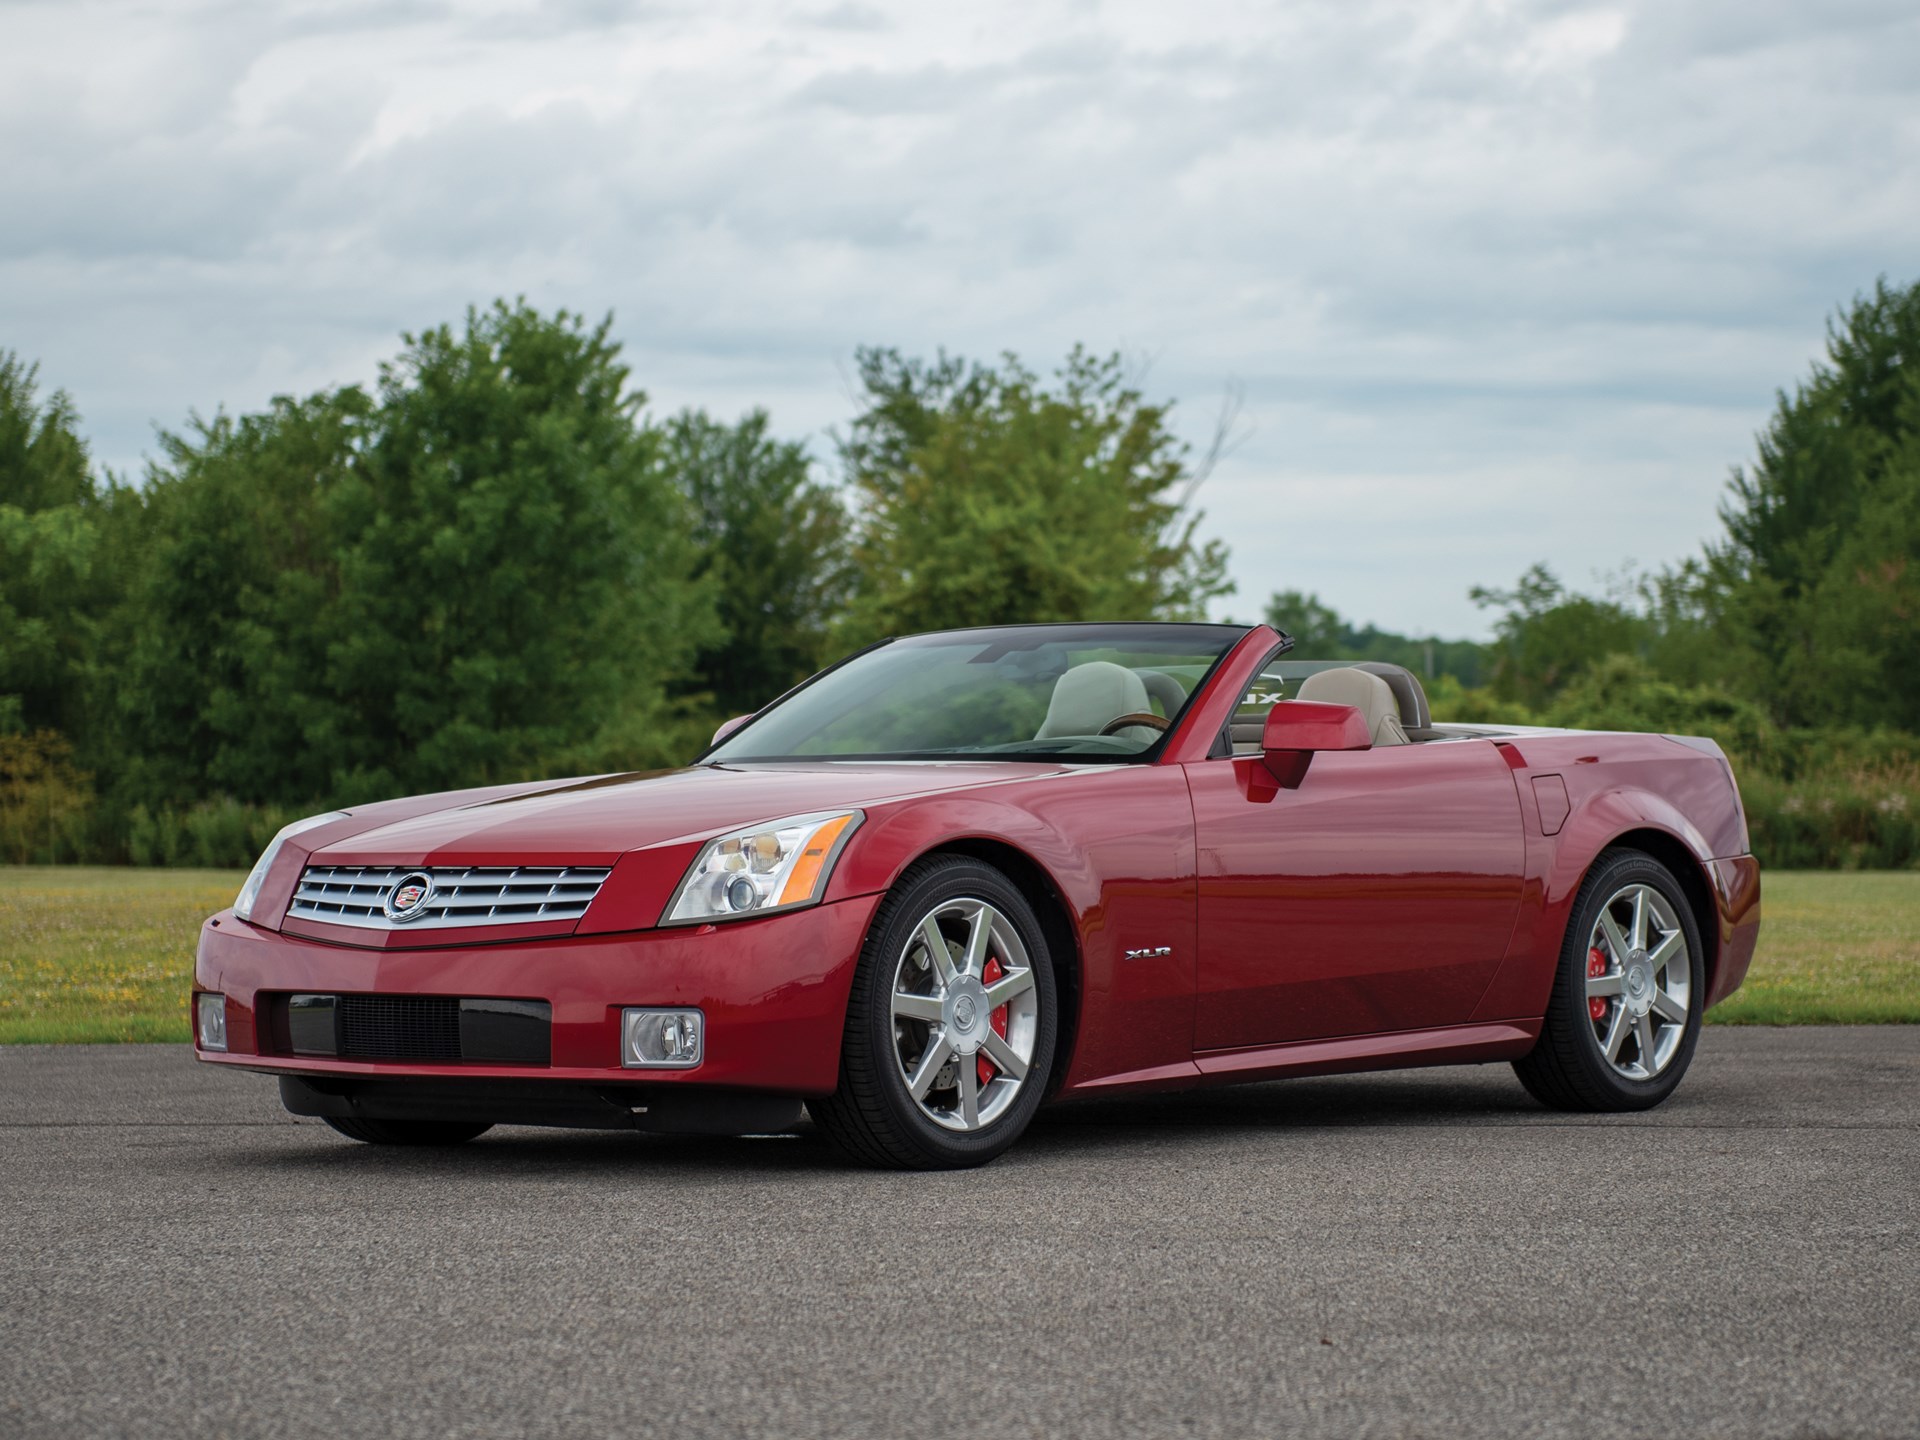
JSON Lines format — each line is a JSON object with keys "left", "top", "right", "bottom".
{"left": 288, "top": 865, "right": 612, "bottom": 931}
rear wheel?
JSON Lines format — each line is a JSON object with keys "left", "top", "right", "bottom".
{"left": 811, "top": 855, "right": 1057, "bottom": 1169}
{"left": 322, "top": 1117, "right": 493, "bottom": 1146}
{"left": 1514, "top": 848, "right": 1705, "bottom": 1112}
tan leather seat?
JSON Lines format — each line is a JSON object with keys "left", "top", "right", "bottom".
{"left": 1295, "top": 667, "right": 1409, "bottom": 746}
{"left": 1036, "top": 662, "right": 1157, "bottom": 743}
{"left": 1351, "top": 662, "right": 1433, "bottom": 736}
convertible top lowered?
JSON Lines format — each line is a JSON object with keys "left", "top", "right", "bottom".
{"left": 194, "top": 622, "right": 1760, "bottom": 1167}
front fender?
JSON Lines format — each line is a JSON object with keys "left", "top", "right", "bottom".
{"left": 824, "top": 768, "right": 1204, "bottom": 1094}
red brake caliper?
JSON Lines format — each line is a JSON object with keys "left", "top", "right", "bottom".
{"left": 978, "top": 956, "right": 1009, "bottom": 1088}
{"left": 1587, "top": 946, "right": 1610, "bottom": 1022}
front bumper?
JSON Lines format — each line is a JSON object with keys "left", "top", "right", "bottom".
{"left": 275, "top": 1074, "right": 809, "bottom": 1135}
{"left": 193, "top": 891, "right": 881, "bottom": 1097}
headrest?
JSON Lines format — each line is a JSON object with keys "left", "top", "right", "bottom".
{"left": 1134, "top": 669, "right": 1188, "bottom": 718}
{"left": 1036, "top": 662, "right": 1152, "bottom": 739}
{"left": 1351, "top": 662, "right": 1431, "bottom": 731}
{"left": 1295, "top": 667, "right": 1409, "bottom": 746}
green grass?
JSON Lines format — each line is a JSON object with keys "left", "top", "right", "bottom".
{"left": 0, "top": 866, "right": 1914, "bottom": 1042}
{"left": 0, "top": 866, "right": 244, "bottom": 1042}
{"left": 1707, "top": 871, "right": 1920, "bottom": 1024}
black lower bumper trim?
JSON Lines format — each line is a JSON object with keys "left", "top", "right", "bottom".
{"left": 274, "top": 994, "right": 552, "bottom": 1065}
{"left": 278, "top": 1076, "right": 806, "bottom": 1136}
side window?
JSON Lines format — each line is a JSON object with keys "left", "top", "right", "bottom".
{"left": 1220, "top": 662, "right": 1295, "bottom": 756}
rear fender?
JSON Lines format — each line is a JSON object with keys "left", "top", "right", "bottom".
{"left": 1473, "top": 786, "right": 1718, "bottom": 1024}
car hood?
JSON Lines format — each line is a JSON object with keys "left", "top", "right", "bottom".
{"left": 308, "top": 761, "right": 1069, "bottom": 868}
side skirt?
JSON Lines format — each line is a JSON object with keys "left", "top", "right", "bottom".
{"left": 1066, "top": 1019, "right": 1540, "bottom": 1097}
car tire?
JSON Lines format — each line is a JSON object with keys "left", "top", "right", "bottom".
{"left": 1514, "top": 847, "right": 1706, "bottom": 1112}
{"left": 812, "top": 854, "right": 1058, "bottom": 1170}
{"left": 322, "top": 1117, "right": 494, "bottom": 1146}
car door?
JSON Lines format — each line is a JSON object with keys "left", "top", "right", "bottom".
{"left": 1185, "top": 737, "right": 1525, "bottom": 1052}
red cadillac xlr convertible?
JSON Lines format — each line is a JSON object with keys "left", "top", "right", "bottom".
{"left": 194, "top": 622, "right": 1761, "bottom": 1168}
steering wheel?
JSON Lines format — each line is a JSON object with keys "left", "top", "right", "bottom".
{"left": 1098, "top": 712, "right": 1172, "bottom": 736}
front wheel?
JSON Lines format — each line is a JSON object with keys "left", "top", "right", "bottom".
{"left": 1514, "top": 848, "right": 1705, "bottom": 1112}
{"left": 811, "top": 856, "right": 1058, "bottom": 1169}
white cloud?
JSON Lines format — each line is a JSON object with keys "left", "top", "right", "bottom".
{"left": 2, "top": 0, "right": 1916, "bottom": 636}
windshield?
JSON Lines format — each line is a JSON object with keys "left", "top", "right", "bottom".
{"left": 707, "top": 623, "right": 1249, "bottom": 763}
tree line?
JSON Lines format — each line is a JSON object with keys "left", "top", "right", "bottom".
{"left": 3, "top": 280, "right": 1917, "bottom": 868}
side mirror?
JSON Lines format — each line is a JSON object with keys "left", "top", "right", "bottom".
{"left": 711, "top": 713, "right": 755, "bottom": 747}
{"left": 1261, "top": 701, "right": 1371, "bottom": 788}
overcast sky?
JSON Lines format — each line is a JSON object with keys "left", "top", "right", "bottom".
{"left": 3, "top": 0, "right": 1915, "bottom": 638}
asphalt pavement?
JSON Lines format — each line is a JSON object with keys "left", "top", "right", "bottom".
{"left": 2, "top": 1027, "right": 1916, "bottom": 1439}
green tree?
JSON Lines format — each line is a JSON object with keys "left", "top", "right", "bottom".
{"left": 107, "top": 390, "right": 368, "bottom": 807}
{"left": 1471, "top": 564, "right": 1647, "bottom": 708}
{"left": 0, "top": 353, "right": 102, "bottom": 738}
{"left": 837, "top": 347, "right": 1232, "bottom": 643}
{"left": 1713, "top": 276, "right": 1920, "bottom": 728}
{"left": 664, "top": 409, "right": 849, "bottom": 716}
{"left": 325, "top": 302, "right": 715, "bottom": 795}
{"left": 1543, "top": 654, "right": 1775, "bottom": 765}
{"left": 106, "top": 302, "right": 717, "bottom": 811}
{"left": 0, "top": 353, "right": 90, "bottom": 512}
{"left": 1628, "top": 559, "right": 1726, "bottom": 692}
{"left": 1263, "top": 588, "right": 1489, "bottom": 685}
{"left": 1262, "top": 589, "right": 1347, "bottom": 654}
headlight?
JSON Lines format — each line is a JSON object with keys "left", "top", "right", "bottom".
{"left": 233, "top": 810, "right": 349, "bottom": 922}
{"left": 661, "top": 810, "right": 862, "bottom": 925}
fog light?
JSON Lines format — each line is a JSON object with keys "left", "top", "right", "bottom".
{"left": 622, "top": 1008, "right": 702, "bottom": 1069}
{"left": 196, "top": 993, "right": 228, "bottom": 1052}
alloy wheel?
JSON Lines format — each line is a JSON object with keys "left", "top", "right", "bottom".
{"left": 889, "top": 897, "right": 1039, "bottom": 1131}
{"left": 1583, "top": 882, "right": 1691, "bottom": 1080}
